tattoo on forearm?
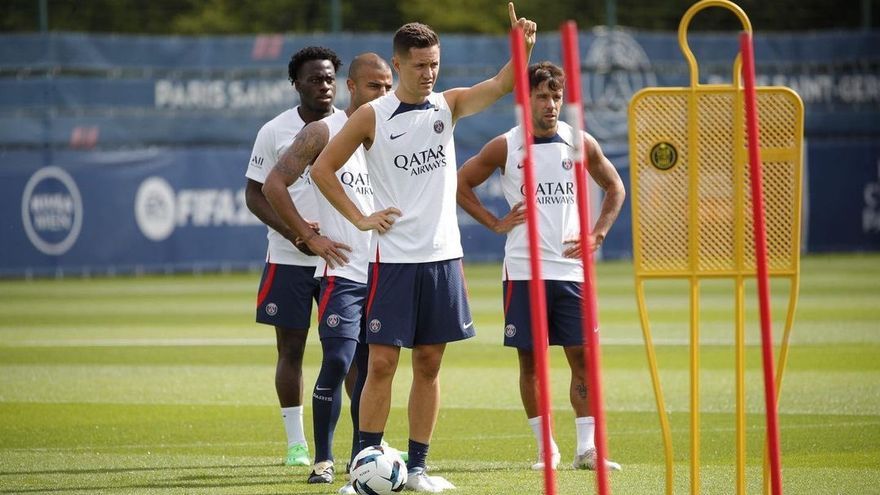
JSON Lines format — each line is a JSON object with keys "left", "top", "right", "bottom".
{"left": 278, "top": 128, "right": 324, "bottom": 182}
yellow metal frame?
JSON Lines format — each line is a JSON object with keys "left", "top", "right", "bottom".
{"left": 627, "top": 1, "right": 804, "bottom": 493}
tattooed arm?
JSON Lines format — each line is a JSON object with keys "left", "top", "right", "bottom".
{"left": 263, "top": 120, "right": 352, "bottom": 266}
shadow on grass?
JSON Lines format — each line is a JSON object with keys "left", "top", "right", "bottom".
{"left": 0, "top": 460, "right": 281, "bottom": 477}
{"left": 0, "top": 465, "right": 304, "bottom": 494}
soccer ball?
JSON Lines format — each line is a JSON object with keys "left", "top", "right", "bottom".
{"left": 350, "top": 445, "right": 407, "bottom": 494}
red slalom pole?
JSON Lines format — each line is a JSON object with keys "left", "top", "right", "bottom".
{"left": 562, "top": 21, "right": 611, "bottom": 495}
{"left": 510, "top": 26, "right": 557, "bottom": 495}
{"left": 740, "top": 31, "right": 783, "bottom": 495}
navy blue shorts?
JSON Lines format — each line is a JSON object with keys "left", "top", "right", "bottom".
{"left": 316, "top": 276, "right": 368, "bottom": 342}
{"left": 364, "top": 259, "right": 476, "bottom": 348}
{"left": 255, "top": 263, "right": 320, "bottom": 329}
{"left": 502, "top": 280, "right": 585, "bottom": 349}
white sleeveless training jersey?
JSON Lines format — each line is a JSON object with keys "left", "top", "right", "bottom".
{"left": 501, "top": 121, "right": 584, "bottom": 282}
{"left": 246, "top": 106, "right": 339, "bottom": 266}
{"left": 364, "top": 92, "right": 462, "bottom": 263}
{"left": 313, "top": 111, "right": 374, "bottom": 284}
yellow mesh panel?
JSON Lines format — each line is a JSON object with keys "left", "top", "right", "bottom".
{"left": 629, "top": 87, "right": 803, "bottom": 278}
{"left": 631, "top": 91, "right": 690, "bottom": 273}
{"left": 696, "top": 92, "right": 737, "bottom": 273}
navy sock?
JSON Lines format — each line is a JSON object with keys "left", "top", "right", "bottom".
{"left": 312, "top": 338, "right": 357, "bottom": 462}
{"left": 360, "top": 431, "right": 384, "bottom": 452}
{"left": 407, "top": 439, "right": 430, "bottom": 471}
{"left": 349, "top": 342, "right": 370, "bottom": 467}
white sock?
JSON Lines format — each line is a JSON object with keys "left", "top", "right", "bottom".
{"left": 281, "top": 406, "right": 307, "bottom": 448}
{"left": 528, "top": 416, "right": 559, "bottom": 454}
{"left": 575, "top": 416, "right": 595, "bottom": 455}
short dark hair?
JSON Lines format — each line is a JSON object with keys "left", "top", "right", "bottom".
{"left": 393, "top": 23, "right": 439, "bottom": 56}
{"left": 288, "top": 46, "right": 343, "bottom": 83}
{"left": 528, "top": 62, "right": 565, "bottom": 92}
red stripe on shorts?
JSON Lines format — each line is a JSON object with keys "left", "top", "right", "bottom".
{"left": 256, "top": 263, "right": 277, "bottom": 307}
{"left": 364, "top": 247, "right": 381, "bottom": 319}
{"left": 503, "top": 266, "right": 514, "bottom": 316}
{"left": 316, "top": 276, "right": 336, "bottom": 323}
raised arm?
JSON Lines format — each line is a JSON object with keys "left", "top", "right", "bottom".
{"left": 563, "top": 133, "right": 626, "bottom": 257}
{"left": 311, "top": 104, "right": 401, "bottom": 233}
{"left": 446, "top": 3, "right": 536, "bottom": 122}
{"left": 457, "top": 135, "right": 525, "bottom": 234}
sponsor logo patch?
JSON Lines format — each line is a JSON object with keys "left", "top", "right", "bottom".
{"left": 21, "top": 167, "right": 84, "bottom": 256}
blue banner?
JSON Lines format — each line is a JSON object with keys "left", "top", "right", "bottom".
{"left": 1, "top": 30, "right": 877, "bottom": 147}
{"left": 1, "top": 30, "right": 878, "bottom": 276}
{"left": 0, "top": 148, "right": 266, "bottom": 277}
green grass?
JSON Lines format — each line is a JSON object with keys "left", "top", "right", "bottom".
{"left": 1, "top": 254, "right": 878, "bottom": 494}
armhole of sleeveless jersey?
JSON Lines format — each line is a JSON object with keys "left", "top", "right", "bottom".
{"left": 500, "top": 134, "right": 511, "bottom": 176}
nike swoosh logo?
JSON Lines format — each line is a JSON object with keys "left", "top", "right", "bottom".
{"left": 462, "top": 321, "right": 474, "bottom": 330}
{"left": 315, "top": 386, "right": 331, "bottom": 391}
{"left": 390, "top": 132, "right": 407, "bottom": 140}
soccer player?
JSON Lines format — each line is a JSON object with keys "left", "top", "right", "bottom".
{"left": 263, "top": 53, "right": 395, "bottom": 492}
{"left": 456, "top": 61, "right": 626, "bottom": 472}
{"left": 311, "top": 3, "right": 537, "bottom": 492}
{"left": 245, "top": 46, "right": 342, "bottom": 468}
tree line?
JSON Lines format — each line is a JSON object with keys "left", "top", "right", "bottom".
{"left": 2, "top": 0, "right": 876, "bottom": 34}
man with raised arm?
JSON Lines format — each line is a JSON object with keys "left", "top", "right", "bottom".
{"left": 311, "top": 4, "right": 537, "bottom": 492}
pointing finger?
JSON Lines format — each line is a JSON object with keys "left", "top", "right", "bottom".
{"left": 508, "top": 2, "right": 517, "bottom": 27}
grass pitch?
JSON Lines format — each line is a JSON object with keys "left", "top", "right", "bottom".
{"left": 1, "top": 254, "right": 878, "bottom": 494}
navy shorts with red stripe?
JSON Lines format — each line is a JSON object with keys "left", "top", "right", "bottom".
{"left": 316, "top": 276, "right": 368, "bottom": 342}
{"left": 255, "top": 263, "right": 320, "bottom": 329}
{"left": 502, "top": 279, "right": 585, "bottom": 349}
{"left": 364, "top": 258, "right": 475, "bottom": 348}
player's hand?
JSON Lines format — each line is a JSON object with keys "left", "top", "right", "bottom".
{"left": 562, "top": 233, "right": 604, "bottom": 258}
{"left": 492, "top": 201, "right": 526, "bottom": 234}
{"left": 355, "top": 207, "right": 402, "bottom": 234}
{"left": 306, "top": 235, "right": 353, "bottom": 269}
{"left": 293, "top": 222, "right": 321, "bottom": 256}
{"left": 508, "top": 2, "right": 537, "bottom": 51}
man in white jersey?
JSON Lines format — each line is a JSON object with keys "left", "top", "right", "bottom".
{"left": 245, "top": 46, "right": 342, "bottom": 468}
{"left": 457, "top": 61, "right": 626, "bottom": 472}
{"left": 311, "top": 4, "right": 537, "bottom": 492}
{"left": 263, "top": 53, "right": 395, "bottom": 494}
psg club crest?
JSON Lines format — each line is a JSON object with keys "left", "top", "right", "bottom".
{"left": 433, "top": 120, "right": 444, "bottom": 134}
{"left": 505, "top": 324, "right": 516, "bottom": 338}
{"left": 369, "top": 319, "right": 382, "bottom": 333}
{"left": 562, "top": 158, "right": 574, "bottom": 170}
{"left": 265, "top": 302, "right": 278, "bottom": 316}
{"left": 326, "top": 314, "right": 340, "bottom": 328}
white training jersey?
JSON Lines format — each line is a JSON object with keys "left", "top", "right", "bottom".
{"left": 364, "top": 91, "right": 462, "bottom": 263}
{"left": 313, "top": 111, "right": 374, "bottom": 284}
{"left": 501, "top": 121, "right": 584, "bottom": 282}
{"left": 246, "top": 106, "right": 340, "bottom": 266}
